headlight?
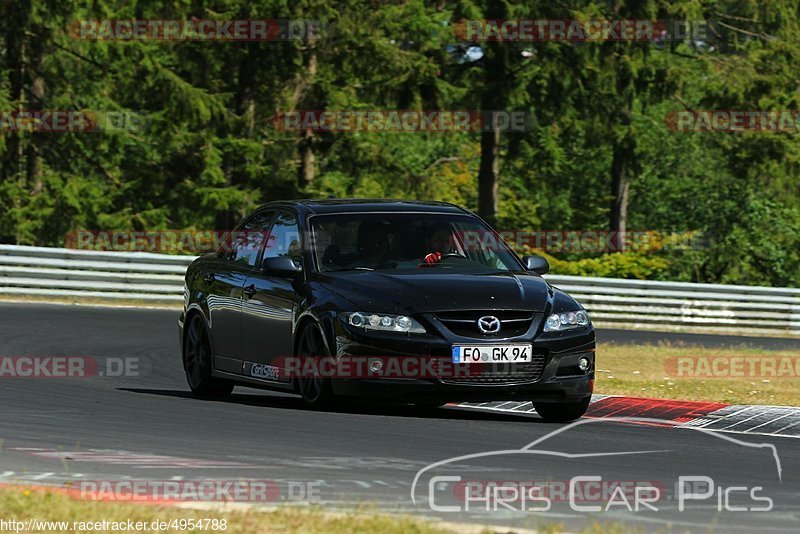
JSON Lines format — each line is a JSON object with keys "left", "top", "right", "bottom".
{"left": 543, "top": 310, "right": 590, "bottom": 332}
{"left": 343, "top": 312, "right": 426, "bottom": 334}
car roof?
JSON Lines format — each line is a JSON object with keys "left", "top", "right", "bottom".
{"left": 262, "top": 198, "right": 470, "bottom": 215}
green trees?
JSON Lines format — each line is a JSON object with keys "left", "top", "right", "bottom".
{"left": 0, "top": 0, "right": 797, "bottom": 286}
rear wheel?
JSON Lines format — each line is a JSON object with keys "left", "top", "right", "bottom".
{"left": 296, "top": 323, "right": 335, "bottom": 408}
{"left": 533, "top": 398, "right": 590, "bottom": 422}
{"left": 183, "top": 314, "right": 233, "bottom": 398}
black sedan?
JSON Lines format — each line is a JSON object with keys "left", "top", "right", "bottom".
{"left": 179, "top": 199, "right": 595, "bottom": 421}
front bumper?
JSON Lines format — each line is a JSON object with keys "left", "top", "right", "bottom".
{"left": 329, "top": 315, "right": 595, "bottom": 403}
{"left": 332, "top": 375, "right": 593, "bottom": 403}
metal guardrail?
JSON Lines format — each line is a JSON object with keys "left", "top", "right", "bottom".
{"left": 0, "top": 245, "right": 798, "bottom": 337}
{"left": 0, "top": 245, "right": 191, "bottom": 302}
{"left": 550, "top": 275, "right": 800, "bottom": 337}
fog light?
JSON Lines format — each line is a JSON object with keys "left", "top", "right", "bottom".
{"left": 577, "top": 357, "right": 591, "bottom": 372}
{"left": 369, "top": 359, "right": 383, "bottom": 374}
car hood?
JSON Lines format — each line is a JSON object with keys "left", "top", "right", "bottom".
{"left": 319, "top": 270, "right": 552, "bottom": 313}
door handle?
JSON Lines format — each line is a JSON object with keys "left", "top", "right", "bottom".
{"left": 243, "top": 284, "right": 257, "bottom": 298}
{"left": 203, "top": 273, "right": 215, "bottom": 283}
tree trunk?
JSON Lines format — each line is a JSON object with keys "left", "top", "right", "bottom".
{"left": 608, "top": 42, "right": 635, "bottom": 253}
{"left": 27, "top": 29, "right": 46, "bottom": 197}
{"left": 297, "top": 32, "right": 317, "bottom": 190}
{"left": 2, "top": 0, "right": 27, "bottom": 185}
{"left": 609, "top": 139, "right": 632, "bottom": 251}
{"left": 235, "top": 43, "right": 257, "bottom": 138}
{"left": 476, "top": 0, "right": 507, "bottom": 225}
{"left": 477, "top": 127, "right": 500, "bottom": 223}
{"left": 298, "top": 131, "right": 315, "bottom": 189}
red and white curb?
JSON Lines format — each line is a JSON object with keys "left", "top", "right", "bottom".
{"left": 454, "top": 395, "right": 800, "bottom": 438}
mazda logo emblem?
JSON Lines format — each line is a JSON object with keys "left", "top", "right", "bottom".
{"left": 477, "top": 315, "right": 501, "bottom": 334}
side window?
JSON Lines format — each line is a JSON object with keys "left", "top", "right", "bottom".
{"left": 262, "top": 211, "right": 302, "bottom": 267}
{"left": 230, "top": 211, "right": 274, "bottom": 268}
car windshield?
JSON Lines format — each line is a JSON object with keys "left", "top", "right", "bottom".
{"left": 311, "top": 213, "right": 522, "bottom": 273}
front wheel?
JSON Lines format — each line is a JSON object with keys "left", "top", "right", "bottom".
{"left": 295, "top": 323, "right": 335, "bottom": 408}
{"left": 183, "top": 314, "right": 233, "bottom": 398}
{"left": 533, "top": 398, "right": 591, "bottom": 422}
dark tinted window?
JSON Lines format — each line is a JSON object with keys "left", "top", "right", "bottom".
{"left": 262, "top": 211, "right": 302, "bottom": 268}
{"left": 230, "top": 211, "right": 273, "bottom": 267}
{"left": 311, "top": 213, "right": 521, "bottom": 272}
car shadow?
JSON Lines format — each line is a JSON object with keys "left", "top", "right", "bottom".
{"left": 116, "top": 387, "right": 543, "bottom": 423}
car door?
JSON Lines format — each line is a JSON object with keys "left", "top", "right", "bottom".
{"left": 241, "top": 210, "right": 303, "bottom": 380}
{"left": 205, "top": 210, "right": 274, "bottom": 375}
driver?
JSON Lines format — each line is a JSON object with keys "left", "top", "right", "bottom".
{"left": 423, "top": 224, "right": 457, "bottom": 264}
{"left": 353, "top": 222, "right": 390, "bottom": 268}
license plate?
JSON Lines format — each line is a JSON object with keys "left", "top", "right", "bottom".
{"left": 452, "top": 344, "right": 533, "bottom": 363}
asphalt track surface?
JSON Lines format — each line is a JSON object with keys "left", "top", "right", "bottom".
{"left": 1, "top": 302, "right": 799, "bottom": 532}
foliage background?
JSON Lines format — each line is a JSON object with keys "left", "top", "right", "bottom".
{"left": 0, "top": 0, "right": 797, "bottom": 286}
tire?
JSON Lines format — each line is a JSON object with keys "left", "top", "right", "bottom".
{"left": 533, "top": 398, "right": 591, "bottom": 422}
{"left": 295, "top": 322, "right": 335, "bottom": 408}
{"left": 183, "top": 314, "right": 234, "bottom": 398}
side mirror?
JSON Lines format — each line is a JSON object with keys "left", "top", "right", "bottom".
{"left": 522, "top": 254, "right": 549, "bottom": 275}
{"left": 262, "top": 256, "right": 302, "bottom": 276}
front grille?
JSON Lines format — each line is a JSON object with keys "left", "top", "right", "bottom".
{"left": 434, "top": 355, "right": 546, "bottom": 385}
{"left": 434, "top": 310, "right": 535, "bottom": 338}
